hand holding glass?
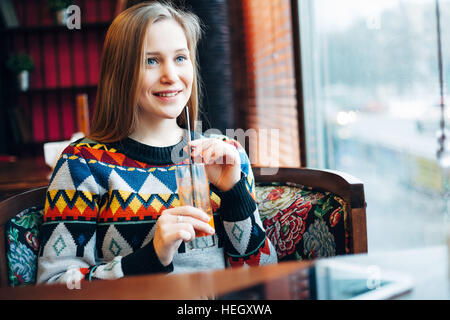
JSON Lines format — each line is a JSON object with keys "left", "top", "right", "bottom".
{"left": 175, "top": 163, "right": 215, "bottom": 250}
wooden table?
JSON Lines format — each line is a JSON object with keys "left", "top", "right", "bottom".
{"left": 0, "top": 260, "right": 312, "bottom": 300}
{"left": 0, "top": 156, "right": 51, "bottom": 201}
{"left": 0, "top": 245, "right": 448, "bottom": 300}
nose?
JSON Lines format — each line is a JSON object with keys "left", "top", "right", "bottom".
{"left": 160, "top": 61, "right": 178, "bottom": 83}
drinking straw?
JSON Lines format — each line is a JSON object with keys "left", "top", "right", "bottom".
{"left": 185, "top": 106, "right": 192, "bottom": 158}
{"left": 184, "top": 106, "right": 197, "bottom": 207}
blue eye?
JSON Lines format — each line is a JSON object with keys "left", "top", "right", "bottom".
{"left": 147, "top": 58, "right": 157, "bottom": 66}
{"left": 176, "top": 56, "right": 187, "bottom": 63}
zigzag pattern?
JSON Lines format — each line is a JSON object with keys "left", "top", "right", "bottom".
{"left": 98, "top": 190, "right": 221, "bottom": 222}
{"left": 44, "top": 190, "right": 99, "bottom": 221}
{"left": 98, "top": 192, "right": 179, "bottom": 221}
{"left": 70, "top": 142, "right": 189, "bottom": 168}
{"left": 67, "top": 143, "right": 152, "bottom": 169}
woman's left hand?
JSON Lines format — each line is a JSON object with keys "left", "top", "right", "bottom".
{"left": 187, "top": 138, "right": 241, "bottom": 192}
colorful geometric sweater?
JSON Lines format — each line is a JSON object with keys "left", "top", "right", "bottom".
{"left": 36, "top": 132, "right": 277, "bottom": 284}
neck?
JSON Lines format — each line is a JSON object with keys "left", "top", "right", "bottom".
{"left": 130, "top": 116, "right": 185, "bottom": 147}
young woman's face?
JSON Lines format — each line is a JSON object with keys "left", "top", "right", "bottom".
{"left": 138, "top": 19, "right": 194, "bottom": 122}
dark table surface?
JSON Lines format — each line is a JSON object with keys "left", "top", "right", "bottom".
{"left": 0, "top": 156, "right": 51, "bottom": 201}
{"left": 0, "top": 245, "right": 448, "bottom": 300}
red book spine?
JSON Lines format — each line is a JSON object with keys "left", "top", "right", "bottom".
{"left": 87, "top": 32, "right": 100, "bottom": 85}
{"left": 84, "top": 0, "right": 97, "bottom": 24}
{"left": 100, "top": 0, "right": 112, "bottom": 21}
{"left": 41, "top": 4, "right": 54, "bottom": 26}
{"left": 73, "top": 32, "right": 86, "bottom": 86}
{"left": 62, "top": 91, "right": 75, "bottom": 139}
{"left": 28, "top": 36, "right": 42, "bottom": 89}
{"left": 47, "top": 93, "right": 61, "bottom": 141}
{"left": 43, "top": 34, "right": 57, "bottom": 88}
{"left": 25, "top": 1, "right": 39, "bottom": 27}
{"left": 33, "top": 96, "right": 45, "bottom": 142}
{"left": 58, "top": 32, "right": 72, "bottom": 87}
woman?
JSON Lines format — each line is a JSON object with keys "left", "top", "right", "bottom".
{"left": 37, "top": 1, "right": 277, "bottom": 285}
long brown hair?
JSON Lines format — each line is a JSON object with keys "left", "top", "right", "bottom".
{"left": 88, "top": 1, "right": 203, "bottom": 143}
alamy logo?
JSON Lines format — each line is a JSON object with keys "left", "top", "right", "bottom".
{"left": 65, "top": 268, "right": 82, "bottom": 290}
{"left": 65, "top": 5, "right": 81, "bottom": 30}
{"left": 170, "top": 122, "right": 280, "bottom": 176}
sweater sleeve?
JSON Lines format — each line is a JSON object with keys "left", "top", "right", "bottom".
{"left": 210, "top": 136, "right": 278, "bottom": 267}
{"left": 37, "top": 144, "right": 172, "bottom": 286}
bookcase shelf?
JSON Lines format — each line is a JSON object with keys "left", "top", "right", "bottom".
{"left": 0, "top": 21, "right": 111, "bottom": 34}
{"left": 19, "top": 85, "right": 98, "bottom": 95}
{"left": 0, "top": 0, "right": 117, "bottom": 157}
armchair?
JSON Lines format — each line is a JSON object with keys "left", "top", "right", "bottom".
{"left": 253, "top": 167, "right": 367, "bottom": 261}
{"left": 0, "top": 167, "right": 367, "bottom": 287}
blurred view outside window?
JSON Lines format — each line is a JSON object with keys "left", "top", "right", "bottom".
{"left": 299, "top": 0, "right": 450, "bottom": 252}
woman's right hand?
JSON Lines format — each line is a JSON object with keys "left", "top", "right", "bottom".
{"left": 153, "top": 206, "right": 215, "bottom": 266}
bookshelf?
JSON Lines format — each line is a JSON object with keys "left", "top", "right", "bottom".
{"left": 0, "top": 0, "right": 118, "bottom": 157}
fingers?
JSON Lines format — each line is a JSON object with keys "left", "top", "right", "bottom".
{"left": 160, "top": 206, "right": 215, "bottom": 237}
{"left": 187, "top": 139, "right": 239, "bottom": 165}
{"left": 165, "top": 205, "right": 211, "bottom": 222}
{"left": 190, "top": 139, "right": 214, "bottom": 164}
{"left": 170, "top": 225, "right": 196, "bottom": 243}
{"left": 160, "top": 219, "right": 214, "bottom": 245}
{"left": 154, "top": 206, "right": 215, "bottom": 266}
{"left": 178, "top": 217, "right": 215, "bottom": 235}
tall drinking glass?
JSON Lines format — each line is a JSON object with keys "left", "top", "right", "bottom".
{"left": 175, "top": 163, "right": 215, "bottom": 250}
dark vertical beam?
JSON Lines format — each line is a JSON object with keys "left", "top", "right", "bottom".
{"left": 290, "top": 0, "right": 307, "bottom": 167}
{"left": 187, "top": 0, "right": 235, "bottom": 133}
{"left": 228, "top": 0, "right": 248, "bottom": 132}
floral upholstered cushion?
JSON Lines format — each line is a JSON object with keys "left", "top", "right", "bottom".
{"left": 5, "top": 206, "right": 44, "bottom": 287}
{"left": 255, "top": 183, "right": 349, "bottom": 262}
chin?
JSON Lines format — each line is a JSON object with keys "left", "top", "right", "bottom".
{"left": 159, "top": 106, "right": 186, "bottom": 119}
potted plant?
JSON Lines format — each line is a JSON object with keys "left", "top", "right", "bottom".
{"left": 6, "top": 53, "right": 34, "bottom": 91}
{"left": 47, "top": 0, "right": 73, "bottom": 25}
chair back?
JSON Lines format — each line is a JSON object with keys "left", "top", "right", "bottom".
{"left": 253, "top": 167, "right": 367, "bottom": 262}
{"left": 0, "top": 187, "right": 47, "bottom": 287}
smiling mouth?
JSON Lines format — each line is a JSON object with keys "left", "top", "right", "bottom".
{"left": 153, "top": 90, "right": 182, "bottom": 97}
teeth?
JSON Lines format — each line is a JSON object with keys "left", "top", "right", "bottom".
{"left": 157, "top": 91, "right": 179, "bottom": 97}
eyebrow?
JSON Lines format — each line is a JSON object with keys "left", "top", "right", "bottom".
{"left": 146, "top": 48, "right": 189, "bottom": 55}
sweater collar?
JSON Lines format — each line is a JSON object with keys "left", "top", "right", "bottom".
{"left": 108, "top": 131, "right": 200, "bottom": 165}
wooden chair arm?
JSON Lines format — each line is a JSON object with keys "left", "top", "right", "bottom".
{"left": 0, "top": 186, "right": 47, "bottom": 226}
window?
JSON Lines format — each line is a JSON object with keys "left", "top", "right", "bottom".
{"left": 299, "top": 0, "right": 450, "bottom": 251}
